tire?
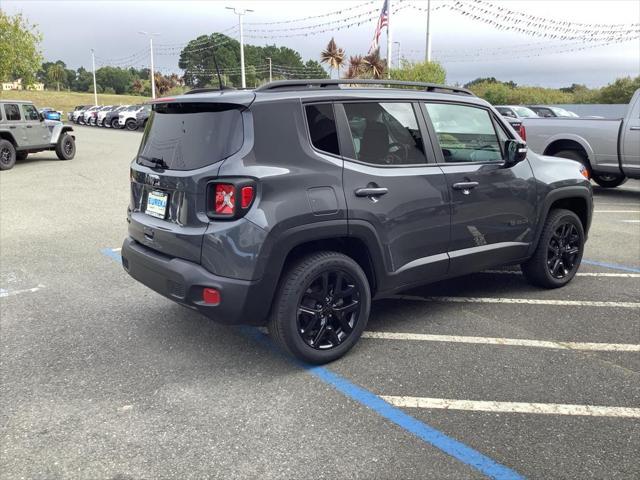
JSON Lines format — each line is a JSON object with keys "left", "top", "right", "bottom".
{"left": 268, "top": 251, "right": 371, "bottom": 364}
{"left": 125, "top": 119, "right": 137, "bottom": 131}
{"left": 521, "top": 208, "right": 584, "bottom": 289}
{"left": 16, "top": 151, "right": 28, "bottom": 161}
{"left": 592, "top": 172, "right": 627, "bottom": 188}
{"left": 0, "top": 140, "right": 16, "bottom": 170}
{"left": 55, "top": 134, "right": 76, "bottom": 160}
{"left": 111, "top": 118, "right": 121, "bottom": 129}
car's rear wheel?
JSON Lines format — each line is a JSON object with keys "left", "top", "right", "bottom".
{"left": 0, "top": 140, "right": 16, "bottom": 170}
{"left": 125, "top": 119, "right": 137, "bottom": 131}
{"left": 268, "top": 251, "right": 371, "bottom": 364}
{"left": 55, "top": 134, "right": 76, "bottom": 160}
{"left": 592, "top": 172, "right": 627, "bottom": 188}
{"left": 111, "top": 118, "right": 120, "bottom": 129}
{"left": 521, "top": 208, "right": 584, "bottom": 288}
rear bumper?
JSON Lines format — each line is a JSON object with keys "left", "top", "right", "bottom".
{"left": 121, "top": 237, "right": 270, "bottom": 325}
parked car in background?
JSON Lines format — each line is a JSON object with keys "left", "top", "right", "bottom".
{"left": 70, "top": 105, "right": 92, "bottom": 123}
{"left": 104, "top": 105, "right": 129, "bottom": 128}
{"left": 523, "top": 88, "right": 640, "bottom": 188}
{"left": 135, "top": 104, "right": 152, "bottom": 130}
{"left": 0, "top": 100, "right": 76, "bottom": 170}
{"left": 96, "top": 106, "right": 115, "bottom": 127}
{"left": 495, "top": 105, "right": 539, "bottom": 139}
{"left": 527, "top": 106, "right": 580, "bottom": 118}
{"left": 119, "top": 105, "right": 145, "bottom": 131}
{"left": 121, "top": 79, "right": 593, "bottom": 364}
{"left": 39, "top": 107, "right": 62, "bottom": 121}
{"left": 80, "top": 106, "right": 100, "bottom": 125}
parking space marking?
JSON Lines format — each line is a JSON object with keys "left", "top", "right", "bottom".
{"left": 362, "top": 332, "right": 640, "bottom": 352}
{"left": 391, "top": 295, "right": 640, "bottom": 309}
{"left": 482, "top": 270, "right": 640, "bottom": 278}
{"left": 0, "top": 284, "right": 45, "bottom": 298}
{"left": 582, "top": 259, "right": 640, "bottom": 273}
{"left": 99, "top": 249, "right": 524, "bottom": 479}
{"left": 594, "top": 210, "right": 640, "bottom": 213}
{"left": 622, "top": 220, "right": 640, "bottom": 223}
{"left": 381, "top": 396, "right": 640, "bottom": 418}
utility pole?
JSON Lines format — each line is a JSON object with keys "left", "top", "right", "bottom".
{"left": 266, "top": 57, "right": 272, "bottom": 83}
{"left": 425, "top": 0, "right": 432, "bottom": 62}
{"left": 227, "top": 6, "right": 253, "bottom": 88}
{"left": 393, "top": 41, "right": 401, "bottom": 68}
{"left": 91, "top": 49, "right": 98, "bottom": 106}
{"left": 386, "top": 0, "right": 392, "bottom": 78}
{"left": 139, "top": 31, "right": 160, "bottom": 99}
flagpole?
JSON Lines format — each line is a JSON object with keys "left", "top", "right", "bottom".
{"left": 386, "top": 0, "right": 392, "bottom": 78}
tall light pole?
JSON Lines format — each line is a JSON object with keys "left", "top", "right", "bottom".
{"left": 386, "top": 0, "right": 392, "bottom": 78}
{"left": 425, "top": 0, "right": 432, "bottom": 62}
{"left": 393, "top": 41, "right": 401, "bottom": 68}
{"left": 91, "top": 49, "right": 98, "bottom": 106}
{"left": 226, "top": 6, "right": 253, "bottom": 88}
{"left": 266, "top": 57, "right": 272, "bottom": 83}
{"left": 139, "top": 31, "right": 160, "bottom": 99}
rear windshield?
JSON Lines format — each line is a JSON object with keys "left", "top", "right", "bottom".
{"left": 137, "top": 102, "right": 244, "bottom": 171}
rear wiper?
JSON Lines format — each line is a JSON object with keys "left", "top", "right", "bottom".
{"left": 139, "top": 155, "right": 168, "bottom": 169}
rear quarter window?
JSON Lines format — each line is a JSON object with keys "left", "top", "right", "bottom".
{"left": 305, "top": 104, "right": 340, "bottom": 156}
{"left": 137, "top": 102, "right": 244, "bottom": 171}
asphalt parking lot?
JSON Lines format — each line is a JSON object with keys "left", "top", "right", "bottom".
{"left": 1, "top": 125, "right": 639, "bottom": 480}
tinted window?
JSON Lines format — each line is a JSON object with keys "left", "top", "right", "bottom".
{"left": 425, "top": 103, "right": 503, "bottom": 163}
{"left": 305, "top": 104, "right": 340, "bottom": 156}
{"left": 343, "top": 102, "right": 426, "bottom": 165}
{"left": 137, "top": 102, "right": 244, "bottom": 171}
{"left": 496, "top": 107, "right": 516, "bottom": 118}
{"left": 23, "top": 104, "right": 39, "bottom": 121}
{"left": 531, "top": 107, "right": 554, "bottom": 117}
{"left": 4, "top": 104, "right": 21, "bottom": 121}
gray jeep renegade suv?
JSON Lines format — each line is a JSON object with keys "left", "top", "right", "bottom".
{"left": 122, "top": 79, "right": 593, "bottom": 364}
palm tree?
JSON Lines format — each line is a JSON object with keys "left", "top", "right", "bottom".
{"left": 345, "top": 55, "right": 365, "bottom": 79}
{"left": 320, "top": 38, "right": 345, "bottom": 78}
{"left": 47, "top": 64, "right": 66, "bottom": 91}
{"left": 363, "top": 48, "right": 385, "bottom": 79}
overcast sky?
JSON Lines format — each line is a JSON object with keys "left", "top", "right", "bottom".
{"left": 3, "top": 0, "right": 639, "bottom": 87}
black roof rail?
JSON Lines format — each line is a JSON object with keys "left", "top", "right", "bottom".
{"left": 254, "top": 79, "right": 474, "bottom": 96}
{"left": 184, "top": 86, "right": 236, "bottom": 95}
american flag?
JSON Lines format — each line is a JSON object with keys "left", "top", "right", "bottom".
{"left": 368, "top": 0, "right": 389, "bottom": 53}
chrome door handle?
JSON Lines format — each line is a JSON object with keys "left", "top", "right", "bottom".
{"left": 630, "top": 126, "right": 640, "bottom": 131}
{"left": 355, "top": 187, "right": 388, "bottom": 197}
{"left": 452, "top": 181, "right": 479, "bottom": 190}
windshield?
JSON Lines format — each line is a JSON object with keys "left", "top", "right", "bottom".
{"left": 549, "top": 107, "right": 574, "bottom": 117}
{"left": 512, "top": 107, "right": 538, "bottom": 118}
{"left": 136, "top": 102, "right": 244, "bottom": 171}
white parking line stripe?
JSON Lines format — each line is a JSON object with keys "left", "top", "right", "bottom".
{"left": 622, "top": 220, "right": 640, "bottom": 223}
{"left": 362, "top": 331, "right": 640, "bottom": 352}
{"left": 594, "top": 210, "right": 640, "bottom": 213}
{"left": 381, "top": 396, "right": 640, "bottom": 418}
{"left": 0, "top": 284, "right": 45, "bottom": 298}
{"left": 390, "top": 295, "right": 640, "bottom": 309}
{"left": 482, "top": 270, "right": 640, "bottom": 278}
{"left": 112, "top": 248, "right": 122, "bottom": 252}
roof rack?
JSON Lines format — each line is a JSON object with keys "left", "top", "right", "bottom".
{"left": 184, "top": 86, "right": 236, "bottom": 95}
{"left": 254, "top": 79, "right": 474, "bottom": 96}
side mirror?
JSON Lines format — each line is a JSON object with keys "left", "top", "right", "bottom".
{"left": 504, "top": 139, "right": 527, "bottom": 167}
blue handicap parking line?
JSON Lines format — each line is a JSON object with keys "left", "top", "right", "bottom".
{"left": 582, "top": 259, "right": 640, "bottom": 273}
{"left": 100, "top": 247, "right": 524, "bottom": 479}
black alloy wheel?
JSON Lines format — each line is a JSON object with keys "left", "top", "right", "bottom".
{"left": 297, "top": 270, "right": 361, "bottom": 350}
{"left": 547, "top": 222, "right": 581, "bottom": 279}
{"left": 0, "top": 140, "right": 16, "bottom": 170}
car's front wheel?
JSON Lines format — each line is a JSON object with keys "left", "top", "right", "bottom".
{"left": 111, "top": 118, "right": 120, "bottom": 129}
{"left": 0, "top": 140, "right": 16, "bottom": 170}
{"left": 521, "top": 208, "right": 584, "bottom": 288}
{"left": 592, "top": 172, "right": 626, "bottom": 189}
{"left": 55, "top": 134, "right": 76, "bottom": 160}
{"left": 268, "top": 251, "right": 371, "bottom": 364}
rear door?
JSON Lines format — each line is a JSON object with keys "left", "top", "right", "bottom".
{"left": 3, "top": 104, "right": 27, "bottom": 147}
{"left": 336, "top": 100, "right": 450, "bottom": 289}
{"left": 421, "top": 101, "right": 538, "bottom": 275}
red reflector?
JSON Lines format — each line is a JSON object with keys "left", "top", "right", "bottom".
{"left": 240, "top": 186, "right": 254, "bottom": 209}
{"left": 519, "top": 124, "right": 527, "bottom": 141}
{"left": 202, "top": 288, "right": 221, "bottom": 305}
{"left": 215, "top": 184, "right": 235, "bottom": 215}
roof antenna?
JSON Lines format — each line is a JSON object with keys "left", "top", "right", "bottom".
{"left": 211, "top": 35, "right": 224, "bottom": 91}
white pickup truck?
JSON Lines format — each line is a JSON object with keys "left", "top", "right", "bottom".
{"left": 522, "top": 89, "right": 640, "bottom": 188}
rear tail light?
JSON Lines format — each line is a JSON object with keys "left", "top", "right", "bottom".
{"left": 209, "top": 180, "right": 256, "bottom": 219}
{"left": 202, "top": 288, "right": 221, "bottom": 305}
{"left": 519, "top": 124, "right": 527, "bottom": 141}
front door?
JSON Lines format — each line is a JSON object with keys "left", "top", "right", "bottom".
{"left": 21, "top": 104, "right": 49, "bottom": 146}
{"left": 336, "top": 101, "right": 451, "bottom": 291}
{"left": 422, "top": 101, "right": 538, "bottom": 275}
